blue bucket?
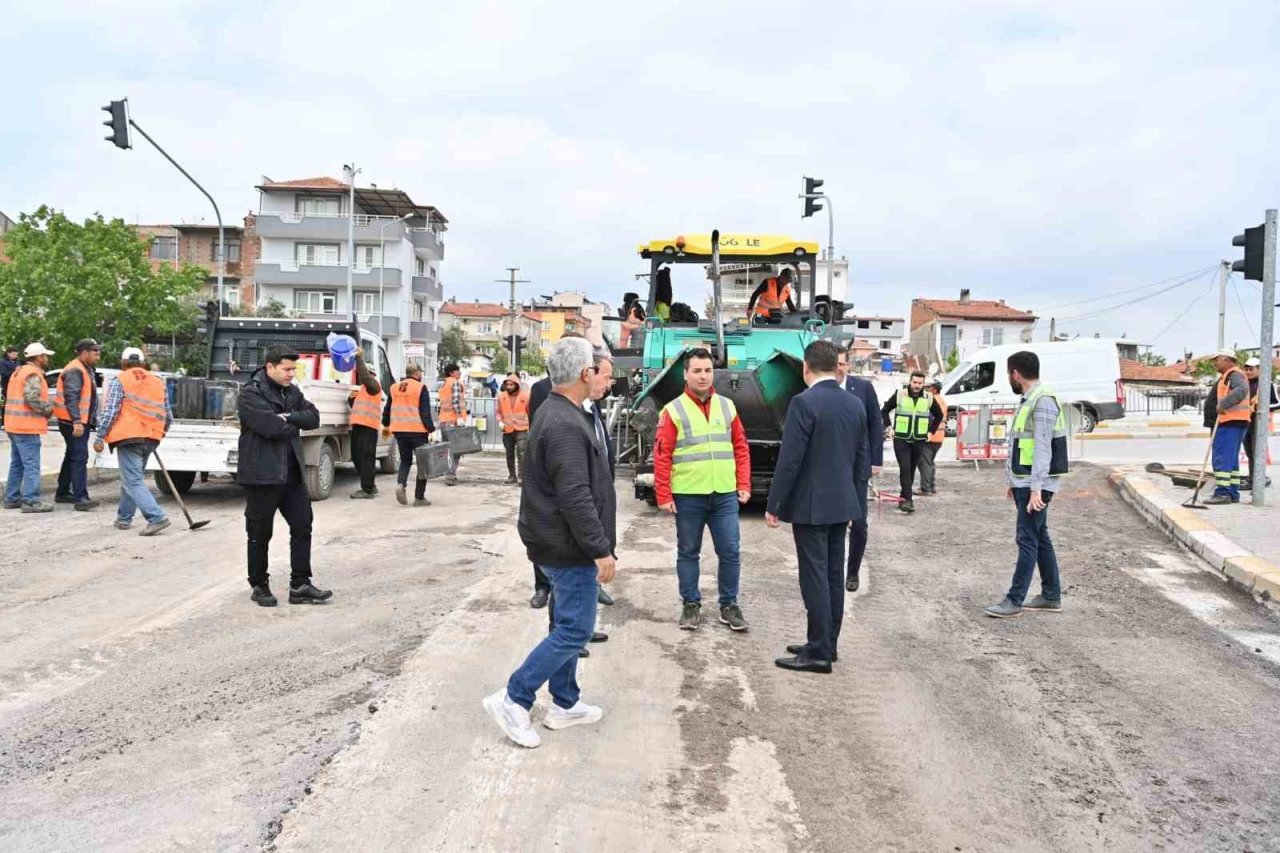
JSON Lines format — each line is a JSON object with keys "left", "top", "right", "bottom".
{"left": 326, "top": 332, "right": 358, "bottom": 372}
{"left": 880, "top": 356, "right": 893, "bottom": 373}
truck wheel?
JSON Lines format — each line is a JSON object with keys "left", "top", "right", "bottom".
{"left": 1073, "top": 404, "right": 1098, "bottom": 433}
{"left": 306, "top": 442, "right": 336, "bottom": 501}
{"left": 378, "top": 439, "right": 399, "bottom": 475}
{"left": 154, "top": 469, "right": 196, "bottom": 497}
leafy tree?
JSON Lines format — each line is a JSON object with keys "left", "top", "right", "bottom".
{"left": 1193, "top": 348, "right": 1251, "bottom": 378}
{"left": 520, "top": 346, "right": 546, "bottom": 375}
{"left": 437, "top": 326, "right": 471, "bottom": 373}
{"left": 491, "top": 348, "right": 509, "bottom": 374}
{"left": 0, "top": 207, "right": 204, "bottom": 360}
{"left": 944, "top": 349, "right": 960, "bottom": 372}
{"left": 230, "top": 297, "right": 287, "bottom": 319}
{"left": 1136, "top": 352, "right": 1167, "bottom": 367}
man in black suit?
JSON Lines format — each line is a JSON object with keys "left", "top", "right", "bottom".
{"left": 767, "top": 340, "right": 870, "bottom": 673}
{"left": 836, "top": 345, "right": 881, "bottom": 593}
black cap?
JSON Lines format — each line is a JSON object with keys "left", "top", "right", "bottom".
{"left": 928, "top": 380, "right": 942, "bottom": 390}
{"left": 74, "top": 338, "right": 102, "bottom": 353}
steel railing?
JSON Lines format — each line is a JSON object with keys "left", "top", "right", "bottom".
{"left": 1124, "top": 386, "right": 1208, "bottom": 416}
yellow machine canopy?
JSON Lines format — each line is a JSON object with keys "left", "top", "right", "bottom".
{"left": 638, "top": 234, "right": 819, "bottom": 259}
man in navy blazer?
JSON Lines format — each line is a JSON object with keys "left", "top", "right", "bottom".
{"left": 837, "top": 346, "right": 882, "bottom": 593}
{"left": 766, "top": 340, "right": 871, "bottom": 673}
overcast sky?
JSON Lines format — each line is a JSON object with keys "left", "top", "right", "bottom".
{"left": 2, "top": 0, "right": 1277, "bottom": 358}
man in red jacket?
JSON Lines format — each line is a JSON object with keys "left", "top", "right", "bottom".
{"left": 653, "top": 348, "right": 752, "bottom": 631}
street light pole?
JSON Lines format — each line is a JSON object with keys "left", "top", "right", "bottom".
{"left": 343, "top": 163, "right": 361, "bottom": 322}
{"left": 1251, "top": 209, "right": 1277, "bottom": 507}
{"left": 1218, "top": 259, "right": 1229, "bottom": 351}
{"left": 494, "top": 267, "right": 531, "bottom": 373}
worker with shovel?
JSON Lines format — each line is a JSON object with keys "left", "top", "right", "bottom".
{"left": 1203, "top": 351, "right": 1252, "bottom": 504}
{"left": 94, "top": 347, "right": 172, "bottom": 536}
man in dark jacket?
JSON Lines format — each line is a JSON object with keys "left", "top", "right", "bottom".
{"left": 837, "top": 345, "right": 881, "bottom": 592}
{"left": 54, "top": 338, "right": 102, "bottom": 510}
{"left": 0, "top": 346, "right": 19, "bottom": 429}
{"left": 767, "top": 340, "right": 870, "bottom": 674}
{"left": 484, "top": 337, "right": 617, "bottom": 749}
{"left": 881, "top": 370, "right": 944, "bottom": 513}
{"left": 237, "top": 347, "right": 330, "bottom": 608}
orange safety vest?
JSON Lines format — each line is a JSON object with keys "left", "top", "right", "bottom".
{"left": 929, "top": 392, "right": 947, "bottom": 443}
{"left": 754, "top": 277, "right": 791, "bottom": 317}
{"left": 438, "top": 375, "right": 467, "bottom": 425}
{"left": 390, "top": 377, "right": 427, "bottom": 434}
{"left": 104, "top": 367, "right": 167, "bottom": 445}
{"left": 349, "top": 385, "right": 383, "bottom": 430}
{"left": 1217, "top": 366, "right": 1252, "bottom": 424}
{"left": 4, "top": 364, "right": 50, "bottom": 435}
{"left": 52, "top": 359, "right": 93, "bottom": 424}
{"left": 498, "top": 390, "right": 530, "bottom": 433}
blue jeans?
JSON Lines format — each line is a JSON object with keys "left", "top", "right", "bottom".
{"left": 5, "top": 433, "right": 42, "bottom": 504}
{"left": 674, "top": 491, "right": 741, "bottom": 607}
{"left": 116, "top": 444, "right": 167, "bottom": 524}
{"left": 56, "top": 421, "right": 91, "bottom": 502}
{"left": 1006, "top": 488, "right": 1060, "bottom": 606}
{"left": 1211, "top": 422, "right": 1247, "bottom": 499}
{"left": 507, "top": 565, "right": 598, "bottom": 710}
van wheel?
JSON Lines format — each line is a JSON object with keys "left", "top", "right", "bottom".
{"left": 155, "top": 469, "right": 196, "bottom": 497}
{"left": 378, "top": 439, "right": 399, "bottom": 475}
{"left": 1073, "top": 405, "right": 1097, "bottom": 433}
{"left": 945, "top": 411, "right": 958, "bottom": 437}
{"left": 306, "top": 442, "right": 336, "bottom": 501}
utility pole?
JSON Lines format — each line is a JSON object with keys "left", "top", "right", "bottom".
{"left": 495, "top": 267, "right": 531, "bottom": 372}
{"left": 1252, "top": 210, "right": 1277, "bottom": 507}
{"left": 1218, "top": 259, "right": 1230, "bottom": 350}
{"left": 344, "top": 163, "right": 361, "bottom": 322}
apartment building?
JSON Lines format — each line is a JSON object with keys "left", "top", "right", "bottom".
{"left": 440, "top": 300, "right": 543, "bottom": 363}
{"left": 909, "top": 289, "right": 1037, "bottom": 371}
{"left": 714, "top": 256, "right": 850, "bottom": 319}
{"left": 252, "top": 176, "right": 447, "bottom": 373}
{"left": 136, "top": 222, "right": 257, "bottom": 310}
{"left": 527, "top": 291, "right": 610, "bottom": 349}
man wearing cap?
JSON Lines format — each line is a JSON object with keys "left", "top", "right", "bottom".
{"left": 53, "top": 339, "right": 102, "bottom": 511}
{"left": 94, "top": 347, "right": 172, "bottom": 535}
{"left": 4, "top": 343, "right": 57, "bottom": 512}
{"left": 1205, "top": 350, "right": 1251, "bottom": 505}
{"left": 1243, "top": 357, "right": 1278, "bottom": 489}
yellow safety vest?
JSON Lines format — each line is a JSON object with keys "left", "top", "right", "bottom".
{"left": 664, "top": 393, "right": 738, "bottom": 494}
{"left": 1009, "top": 385, "right": 1069, "bottom": 477}
{"left": 894, "top": 391, "right": 932, "bottom": 441}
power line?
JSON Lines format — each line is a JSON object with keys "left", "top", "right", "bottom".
{"left": 1055, "top": 267, "right": 1215, "bottom": 326}
{"left": 1149, "top": 276, "right": 1219, "bottom": 343}
{"left": 1044, "top": 263, "right": 1218, "bottom": 311}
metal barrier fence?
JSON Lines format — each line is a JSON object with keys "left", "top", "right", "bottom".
{"left": 955, "top": 404, "right": 1086, "bottom": 464}
{"left": 448, "top": 395, "right": 635, "bottom": 456}
{"left": 1124, "top": 386, "right": 1207, "bottom": 416}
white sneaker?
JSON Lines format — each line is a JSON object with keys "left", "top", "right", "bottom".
{"left": 483, "top": 689, "right": 541, "bottom": 748}
{"left": 543, "top": 700, "right": 604, "bottom": 731}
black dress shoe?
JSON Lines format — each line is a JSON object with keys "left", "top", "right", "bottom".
{"left": 589, "top": 631, "right": 608, "bottom": 643}
{"left": 578, "top": 647, "right": 590, "bottom": 658}
{"left": 530, "top": 589, "right": 549, "bottom": 609}
{"left": 846, "top": 573, "right": 859, "bottom": 592}
{"left": 774, "top": 654, "right": 832, "bottom": 674}
{"left": 785, "top": 644, "right": 837, "bottom": 662}
{"left": 54, "top": 494, "right": 76, "bottom": 504}
{"left": 289, "top": 583, "right": 333, "bottom": 604}
{"left": 251, "top": 585, "right": 278, "bottom": 607}
{"left": 597, "top": 588, "right": 614, "bottom": 606}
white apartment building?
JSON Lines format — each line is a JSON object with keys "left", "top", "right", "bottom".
{"left": 252, "top": 176, "right": 447, "bottom": 374}
{"left": 712, "top": 256, "right": 850, "bottom": 320}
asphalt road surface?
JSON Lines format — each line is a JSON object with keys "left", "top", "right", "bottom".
{"left": 2, "top": 458, "right": 1279, "bottom": 851}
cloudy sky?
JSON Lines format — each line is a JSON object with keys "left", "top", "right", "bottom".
{"left": 2, "top": 0, "right": 1277, "bottom": 357}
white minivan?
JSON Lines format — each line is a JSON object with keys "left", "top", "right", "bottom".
{"left": 937, "top": 340, "right": 1125, "bottom": 433}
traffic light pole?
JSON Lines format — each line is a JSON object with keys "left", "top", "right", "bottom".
{"left": 126, "top": 118, "right": 225, "bottom": 317}
{"left": 823, "top": 196, "right": 834, "bottom": 310}
{"left": 1251, "top": 208, "right": 1276, "bottom": 507}
{"left": 495, "top": 267, "right": 530, "bottom": 373}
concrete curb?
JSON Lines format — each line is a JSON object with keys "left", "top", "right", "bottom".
{"left": 1108, "top": 468, "right": 1280, "bottom": 601}
{"left": 1083, "top": 431, "right": 1206, "bottom": 441}
{"left": 1097, "top": 419, "right": 1194, "bottom": 430}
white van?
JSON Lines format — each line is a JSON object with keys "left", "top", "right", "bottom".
{"left": 936, "top": 340, "right": 1124, "bottom": 433}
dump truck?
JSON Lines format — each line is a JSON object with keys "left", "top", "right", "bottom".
{"left": 616, "top": 231, "right": 825, "bottom": 503}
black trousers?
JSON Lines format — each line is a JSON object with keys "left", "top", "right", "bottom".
{"left": 244, "top": 473, "right": 313, "bottom": 588}
{"left": 351, "top": 424, "right": 378, "bottom": 493}
{"left": 893, "top": 439, "right": 926, "bottom": 501}
{"left": 918, "top": 441, "right": 941, "bottom": 492}
{"left": 395, "top": 434, "right": 428, "bottom": 500}
{"left": 56, "top": 420, "right": 91, "bottom": 502}
{"left": 794, "top": 522, "right": 847, "bottom": 661}
{"left": 847, "top": 479, "right": 869, "bottom": 578}
{"left": 503, "top": 430, "right": 528, "bottom": 478}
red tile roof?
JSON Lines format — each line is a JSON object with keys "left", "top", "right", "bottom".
{"left": 257, "top": 176, "right": 349, "bottom": 191}
{"left": 1119, "top": 358, "right": 1197, "bottom": 384}
{"left": 914, "top": 298, "right": 1037, "bottom": 322}
{"left": 442, "top": 302, "right": 540, "bottom": 322}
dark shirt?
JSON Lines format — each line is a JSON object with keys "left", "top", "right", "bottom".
{"left": 0, "top": 357, "right": 20, "bottom": 387}
{"left": 381, "top": 377, "right": 435, "bottom": 432}
{"left": 236, "top": 369, "right": 321, "bottom": 486}
{"left": 843, "top": 375, "right": 883, "bottom": 469}
{"left": 528, "top": 377, "right": 552, "bottom": 424}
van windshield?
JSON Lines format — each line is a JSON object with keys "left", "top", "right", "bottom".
{"left": 949, "top": 361, "right": 996, "bottom": 394}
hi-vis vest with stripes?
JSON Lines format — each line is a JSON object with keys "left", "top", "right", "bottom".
{"left": 664, "top": 393, "right": 738, "bottom": 494}
{"left": 4, "top": 364, "right": 49, "bottom": 435}
{"left": 1009, "top": 385, "right": 1069, "bottom": 477}
{"left": 52, "top": 359, "right": 92, "bottom": 424}
{"left": 390, "top": 378, "right": 427, "bottom": 434}
{"left": 349, "top": 385, "right": 383, "bottom": 430}
{"left": 104, "top": 368, "right": 168, "bottom": 445}
{"left": 893, "top": 391, "right": 932, "bottom": 441}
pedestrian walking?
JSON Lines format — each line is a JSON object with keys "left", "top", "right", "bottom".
{"left": 346, "top": 348, "right": 383, "bottom": 500}
{"left": 1203, "top": 350, "right": 1251, "bottom": 505}
{"left": 918, "top": 379, "right": 946, "bottom": 495}
{"left": 3, "top": 342, "right": 56, "bottom": 512}
{"left": 880, "top": 370, "right": 944, "bottom": 513}
{"left": 237, "top": 347, "right": 331, "bottom": 608}
{"left": 437, "top": 363, "right": 468, "bottom": 486}
{"left": 836, "top": 345, "right": 881, "bottom": 593}
{"left": 497, "top": 373, "right": 530, "bottom": 484}
{"left": 0, "top": 345, "right": 19, "bottom": 430}
{"left": 385, "top": 362, "right": 435, "bottom": 507}
{"left": 1242, "top": 357, "right": 1277, "bottom": 489}
{"left": 985, "top": 351, "right": 1068, "bottom": 618}
{"left": 53, "top": 338, "right": 102, "bottom": 511}
{"left": 766, "top": 340, "right": 870, "bottom": 673}
{"left": 484, "top": 337, "right": 617, "bottom": 748}
{"left": 653, "top": 347, "right": 752, "bottom": 632}
{"left": 93, "top": 347, "right": 172, "bottom": 536}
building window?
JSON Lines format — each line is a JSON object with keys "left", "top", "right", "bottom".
{"left": 542, "top": 321, "right": 551, "bottom": 331}
{"left": 880, "top": 321, "right": 892, "bottom": 330}
{"left": 297, "top": 195, "right": 341, "bottom": 216}
{"left": 295, "top": 290, "right": 337, "bottom": 314}
{"left": 295, "top": 243, "right": 340, "bottom": 266}
{"left": 353, "top": 244, "right": 382, "bottom": 270}
{"left": 982, "top": 327, "right": 1004, "bottom": 346}
{"left": 412, "top": 301, "right": 424, "bottom": 321}
{"left": 880, "top": 340, "right": 891, "bottom": 349}
{"left": 355, "top": 293, "right": 381, "bottom": 315}
{"left": 223, "top": 286, "right": 240, "bottom": 306}
{"left": 856, "top": 319, "right": 869, "bottom": 329}
{"left": 213, "top": 240, "right": 241, "bottom": 263}
{"left": 415, "top": 257, "right": 425, "bottom": 276}
{"left": 150, "top": 236, "right": 177, "bottom": 260}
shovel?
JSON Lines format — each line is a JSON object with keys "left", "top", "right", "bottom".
{"left": 154, "top": 449, "right": 210, "bottom": 530}
{"left": 1182, "top": 420, "right": 1219, "bottom": 510}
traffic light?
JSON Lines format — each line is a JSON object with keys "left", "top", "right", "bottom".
{"left": 1232, "top": 224, "right": 1265, "bottom": 281}
{"left": 205, "top": 300, "right": 219, "bottom": 324}
{"left": 102, "top": 99, "right": 131, "bottom": 149}
{"left": 802, "top": 176, "right": 824, "bottom": 218}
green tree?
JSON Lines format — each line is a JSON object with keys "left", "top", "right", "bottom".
{"left": 944, "top": 349, "right": 960, "bottom": 372}
{"left": 437, "top": 326, "right": 471, "bottom": 374}
{"left": 491, "top": 348, "right": 509, "bottom": 374}
{"left": 1193, "top": 348, "right": 1251, "bottom": 378}
{"left": 1137, "top": 351, "right": 1167, "bottom": 367}
{"left": 519, "top": 346, "right": 546, "bottom": 375}
{"left": 0, "top": 207, "right": 204, "bottom": 359}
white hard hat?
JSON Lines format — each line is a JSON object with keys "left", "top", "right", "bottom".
{"left": 23, "top": 342, "right": 54, "bottom": 358}
{"left": 1245, "top": 357, "right": 1262, "bottom": 368}
{"left": 121, "top": 346, "right": 146, "bottom": 363}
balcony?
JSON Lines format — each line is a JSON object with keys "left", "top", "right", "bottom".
{"left": 256, "top": 262, "right": 402, "bottom": 288}
{"left": 357, "top": 315, "right": 400, "bottom": 337}
{"left": 409, "top": 227, "right": 445, "bottom": 258}
{"left": 412, "top": 275, "right": 443, "bottom": 302}
{"left": 255, "top": 211, "right": 411, "bottom": 244}
{"left": 409, "top": 321, "right": 441, "bottom": 343}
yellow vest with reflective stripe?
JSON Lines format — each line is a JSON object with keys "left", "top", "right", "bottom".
{"left": 665, "top": 393, "right": 738, "bottom": 494}
{"left": 894, "top": 391, "right": 931, "bottom": 441}
{"left": 1009, "top": 384, "right": 1069, "bottom": 476}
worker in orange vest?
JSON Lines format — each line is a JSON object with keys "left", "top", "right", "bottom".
{"left": 53, "top": 338, "right": 103, "bottom": 510}
{"left": 4, "top": 342, "right": 56, "bottom": 512}
{"left": 1205, "top": 350, "right": 1252, "bottom": 504}
{"left": 346, "top": 348, "right": 384, "bottom": 500}
{"left": 385, "top": 361, "right": 435, "bottom": 507}
{"left": 437, "top": 362, "right": 468, "bottom": 486}
{"left": 919, "top": 379, "right": 947, "bottom": 495}
{"left": 497, "top": 373, "right": 530, "bottom": 484}
{"left": 747, "top": 268, "right": 797, "bottom": 321}
{"left": 93, "top": 347, "right": 172, "bottom": 535}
